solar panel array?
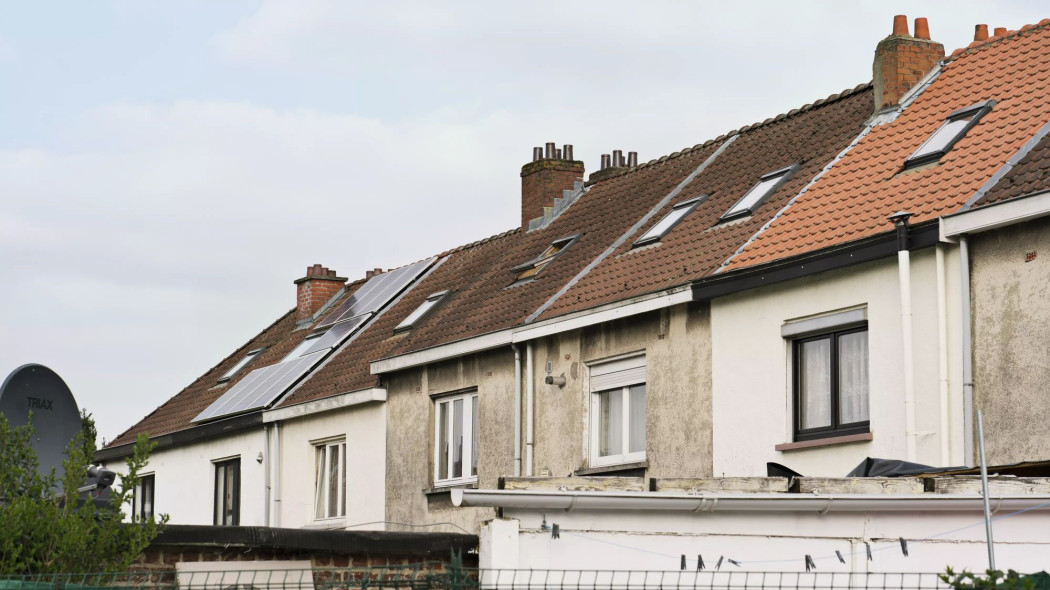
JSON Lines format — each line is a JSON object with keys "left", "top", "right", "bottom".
{"left": 316, "top": 257, "right": 436, "bottom": 329}
{"left": 304, "top": 313, "right": 370, "bottom": 355}
{"left": 193, "top": 350, "right": 326, "bottom": 423}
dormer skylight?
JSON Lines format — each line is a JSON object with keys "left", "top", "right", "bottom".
{"left": 722, "top": 165, "right": 798, "bottom": 221}
{"left": 633, "top": 196, "right": 707, "bottom": 247}
{"left": 904, "top": 101, "right": 994, "bottom": 169}
{"left": 218, "top": 348, "right": 265, "bottom": 383}
{"left": 513, "top": 235, "right": 580, "bottom": 281}
{"left": 395, "top": 291, "right": 449, "bottom": 333}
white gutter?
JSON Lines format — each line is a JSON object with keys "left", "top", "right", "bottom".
{"left": 370, "top": 329, "right": 513, "bottom": 374}
{"left": 525, "top": 342, "right": 535, "bottom": 477}
{"left": 942, "top": 189, "right": 1050, "bottom": 239}
{"left": 263, "top": 388, "right": 386, "bottom": 423}
{"left": 899, "top": 245, "right": 917, "bottom": 463}
{"left": 959, "top": 237, "right": 975, "bottom": 464}
{"left": 513, "top": 287, "right": 692, "bottom": 343}
{"left": 513, "top": 344, "right": 522, "bottom": 477}
{"left": 452, "top": 488, "right": 1050, "bottom": 513}
{"left": 935, "top": 245, "right": 951, "bottom": 466}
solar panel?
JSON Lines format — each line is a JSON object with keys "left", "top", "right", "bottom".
{"left": 192, "top": 350, "right": 326, "bottom": 423}
{"left": 304, "top": 313, "right": 370, "bottom": 355}
{"left": 316, "top": 257, "right": 436, "bottom": 329}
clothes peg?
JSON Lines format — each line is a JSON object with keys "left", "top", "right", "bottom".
{"left": 805, "top": 555, "right": 816, "bottom": 572}
{"left": 727, "top": 559, "right": 741, "bottom": 567}
{"left": 551, "top": 523, "right": 560, "bottom": 539}
{"left": 716, "top": 556, "right": 724, "bottom": 570}
{"left": 835, "top": 550, "right": 845, "bottom": 564}
{"left": 899, "top": 537, "right": 908, "bottom": 557}
{"left": 697, "top": 555, "right": 705, "bottom": 571}
{"left": 865, "top": 542, "right": 872, "bottom": 561}
{"left": 680, "top": 555, "right": 686, "bottom": 570}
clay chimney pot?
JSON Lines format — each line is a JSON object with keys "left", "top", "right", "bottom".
{"left": 994, "top": 27, "right": 1007, "bottom": 37}
{"left": 974, "top": 24, "right": 989, "bottom": 42}
{"left": 892, "top": 15, "right": 909, "bottom": 36}
{"left": 914, "top": 18, "right": 931, "bottom": 40}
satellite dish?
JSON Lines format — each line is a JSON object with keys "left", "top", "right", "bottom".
{"left": 0, "top": 364, "right": 83, "bottom": 479}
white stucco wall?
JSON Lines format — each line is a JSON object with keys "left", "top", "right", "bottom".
{"left": 489, "top": 504, "right": 1050, "bottom": 574}
{"left": 711, "top": 248, "right": 964, "bottom": 477}
{"left": 139, "top": 429, "right": 268, "bottom": 525}
{"left": 273, "top": 401, "right": 386, "bottom": 530}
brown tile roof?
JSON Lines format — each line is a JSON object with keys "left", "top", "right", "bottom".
{"left": 972, "top": 133, "right": 1050, "bottom": 208}
{"left": 724, "top": 21, "right": 1050, "bottom": 271}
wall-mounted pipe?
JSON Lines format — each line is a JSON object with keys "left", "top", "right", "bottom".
{"left": 273, "top": 421, "right": 282, "bottom": 527}
{"left": 525, "top": 342, "right": 535, "bottom": 477}
{"left": 960, "top": 237, "right": 975, "bottom": 464}
{"left": 264, "top": 424, "right": 271, "bottom": 527}
{"left": 935, "top": 245, "right": 951, "bottom": 466}
{"left": 512, "top": 344, "right": 522, "bottom": 477}
{"left": 891, "top": 212, "right": 918, "bottom": 462}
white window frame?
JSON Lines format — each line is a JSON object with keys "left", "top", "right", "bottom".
{"left": 133, "top": 473, "right": 155, "bottom": 521}
{"left": 433, "top": 391, "right": 479, "bottom": 487}
{"left": 395, "top": 291, "right": 449, "bottom": 333}
{"left": 589, "top": 354, "right": 647, "bottom": 467}
{"left": 313, "top": 438, "right": 346, "bottom": 521}
{"left": 218, "top": 348, "right": 265, "bottom": 383}
{"left": 721, "top": 165, "right": 798, "bottom": 220}
{"left": 634, "top": 196, "right": 706, "bottom": 247}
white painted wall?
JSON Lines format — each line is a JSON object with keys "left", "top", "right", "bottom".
{"left": 711, "top": 249, "right": 964, "bottom": 477}
{"left": 274, "top": 402, "right": 386, "bottom": 530}
{"left": 490, "top": 504, "right": 1050, "bottom": 574}
{"left": 138, "top": 429, "right": 268, "bottom": 525}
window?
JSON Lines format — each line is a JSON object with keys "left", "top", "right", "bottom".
{"left": 314, "top": 439, "right": 346, "bottom": 520}
{"left": 218, "top": 348, "right": 265, "bottom": 383}
{"left": 395, "top": 291, "right": 449, "bottom": 333}
{"left": 722, "top": 165, "right": 798, "bottom": 220}
{"left": 791, "top": 325, "right": 869, "bottom": 442}
{"left": 283, "top": 335, "right": 322, "bottom": 361}
{"left": 633, "top": 196, "right": 707, "bottom": 247}
{"left": 904, "top": 101, "right": 994, "bottom": 169}
{"left": 133, "top": 474, "right": 155, "bottom": 520}
{"left": 434, "top": 391, "right": 478, "bottom": 486}
{"left": 512, "top": 235, "right": 580, "bottom": 281}
{"left": 213, "top": 458, "right": 240, "bottom": 526}
{"left": 589, "top": 355, "right": 646, "bottom": 467}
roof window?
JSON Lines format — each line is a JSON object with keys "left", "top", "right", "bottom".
{"left": 633, "top": 196, "right": 707, "bottom": 247}
{"left": 904, "top": 101, "right": 994, "bottom": 169}
{"left": 217, "top": 348, "right": 265, "bottom": 383}
{"left": 395, "top": 291, "right": 449, "bottom": 333}
{"left": 283, "top": 334, "right": 323, "bottom": 362}
{"left": 722, "top": 165, "right": 798, "bottom": 220}
{"left": 513, "top": 235, "right": 580, "bottom": 281}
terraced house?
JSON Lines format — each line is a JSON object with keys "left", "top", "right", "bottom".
{"left": 102, "top": 15, "right": 1050, "bottom": 566}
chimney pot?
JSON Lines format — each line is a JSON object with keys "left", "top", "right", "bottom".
{"left": 627, "top": 151, "right": 638, "bottom": 167}
{"left": 563, "top": 144, "right": 574, "bottom": 161}
{"left": 532, "top": 147, "right": 543, "bottom": 162}
{"left": 555, "top": 148, "right": 562, "bottom": 159}
{"left": 601, "top": 154, "right": 611, "bottom": 170}
{"left": 914, "top": 17, "right": 930, "bottom": 40}
{"left": 994, "top": 27, "right": 1007, "bottom": 37}
{"left": 612, "top": 150, "right": 623, "bottom": 167}
{"left": 545, "top": 142, "right": 556, "bottom": 159}
{"left": 974, "top": 24, "right": 989, "bottom": 42}
{"left": 520, "top": 141, "right": 585, "bottom": 229}
{"left": 892, "top": 14, "right": 909, "bottom": 36}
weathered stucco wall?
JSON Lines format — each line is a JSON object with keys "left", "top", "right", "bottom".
{"left": 711, "top": 248, "right": 963, "bottom": 476}
{"left": 275, "top": 402, "right": 386, "bottom": 530}
{"left": 971, "top": 219, "right": 1050, "bottom": 464}
{"left": 384, "top": 349, "right": 515, "bottom": 533}
{"left": 530, "top": 302, "right": 712, "bottom": 478}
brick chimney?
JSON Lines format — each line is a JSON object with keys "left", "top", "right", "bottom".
{"left": 293, "top": 264, "right": 347, "bottom": 322}
{"left": 520, "top": 142, "right": 584, "bottom": 230}
{"left": 873, "top": 15, "right": 945, "bottom": 112}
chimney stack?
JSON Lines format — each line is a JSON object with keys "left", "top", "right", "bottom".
{"left": 294, "top": 264, "right": 347, "bottom": 322}
{"left": 873, "top": 15, "right": 945, "bottom": 112}
{"left": 520, "top": 141, "right": 584, "bottom": 230}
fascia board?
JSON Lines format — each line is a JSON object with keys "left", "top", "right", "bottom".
{"left": 370, "top": 330, "right": 514, "bottom": 375}
{"left": 941, "top": 190, "right": 1050, "bottom": 239}
{"left": 263, "top": 388, "right": 387, "bottom": 423}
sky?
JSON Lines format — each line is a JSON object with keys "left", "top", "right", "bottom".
{"left": 1, "top": 1, "right": 1046, "bottom": 444}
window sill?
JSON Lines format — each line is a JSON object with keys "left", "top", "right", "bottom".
{"left": 302, "top": 517, "right": 346, "bottom": 530}
{"left": 775, "top": 432, "right": 873, "bottom": 452}
{"left": 575, "top": 460, "right": 649, "bottom": 476}
{"left": 423, "top": 481, "right": 478, "bottom": 497}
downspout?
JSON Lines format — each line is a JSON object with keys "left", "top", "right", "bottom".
{"left": 264, "top": 424, "right": 271, "bottom": 527}
{"left": 959, "top": 236, "right": 975, "bottom": 464}
{"left": 936, "top": 245, "right": 951, "bottom": 465}
{"left": 525, "top": 342, "right": 535, "bottom": 477}
{"left": 890, "top": 212, "right": 918, "bottom": 462}
{"left": 512, "top": 344, "right": 522, "bottom": 477}
{"left": 273, "top": 421, "right": 282, "bottom": 527}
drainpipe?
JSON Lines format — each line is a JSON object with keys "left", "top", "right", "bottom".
{"left": 264, "top": 424, "right": 271, "bottom": 527}
{"left": 273, "top": 421, "right": 282, "bottom": 527}
{"left": 890, "top": 212, "right": 918, "bottom": 462}
{"left": 513, "top": 344, "right": 522, "bottom": 477}
{"left": 959, "top": 236, "right": 975, "bottom": 465}
{"left": 936, "top": 245, "right": 950, "bottom": 466}
{"left": 525, "top": 342, "right": 535, "bottom": 477}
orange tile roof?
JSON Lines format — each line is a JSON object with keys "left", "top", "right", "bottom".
{"left": 725, "top": 21, "right": 1050, "bottom": 271}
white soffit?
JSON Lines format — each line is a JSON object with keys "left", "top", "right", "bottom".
{"left": 941, "top": 189, "right": 1050, "bottom": 240}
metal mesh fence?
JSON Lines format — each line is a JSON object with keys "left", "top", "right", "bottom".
{"left": 0, "top": 568, "right": 960, "bottom": 590}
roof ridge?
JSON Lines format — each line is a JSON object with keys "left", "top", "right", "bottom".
{"left": 598, "top": 83, "right": 872, "bottom": 181}
{"left": 948, "top": 18, "right": 1050, "bottom": 60}
{"left": 437, "top": 227, "right": 521, "bottom": 257}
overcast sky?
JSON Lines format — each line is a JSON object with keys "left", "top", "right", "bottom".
{"left": 1, "top": 1, "right": 1045, "bottom": 443}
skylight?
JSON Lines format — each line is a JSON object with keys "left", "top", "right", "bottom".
{"left": 283, "top": 335, "right": 322, "bottom": 362}
{"left": 904, "top": 101, "right": 994, "bottom": 168}
{"left": 395, "top": 291, "right": 449, "bottom": 333}
{"left": 218, "top": 348, "right": 265, "bottom": 383}
{"left": 634, "top": 196, "right": 707, "bottom": 247}
{"left": 513, "top": 235, "right": 580, "bottom": 281}
{"left": 722, "top": 165, "right": 797, "bottom": 220}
